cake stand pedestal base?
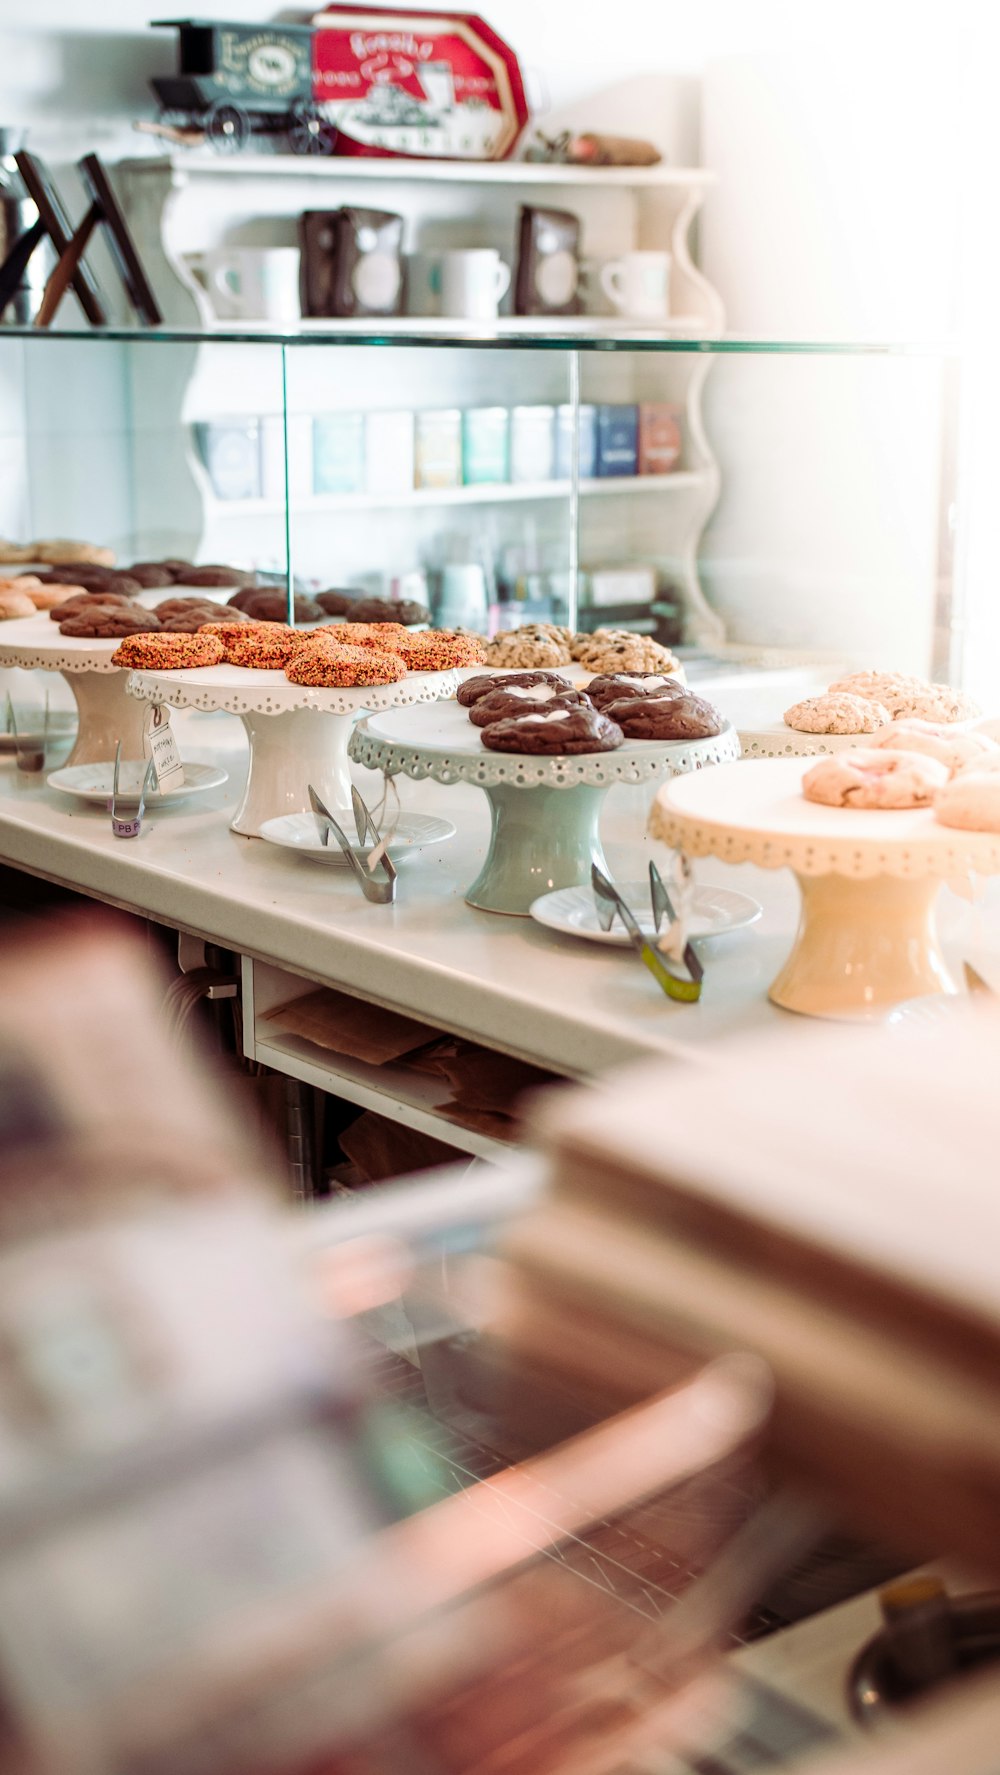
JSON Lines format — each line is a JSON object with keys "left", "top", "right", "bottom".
{"left": 768, "top": 872, "right": 960, "bottom": 1022}
{"left": 466, "top": 783, "right": 611, "bottom": 916}
{"left": 232, "top": 709, "right": 354, "bottom": 838}
{"left": 65, "top": 671, "right": 150, "bottom": 768}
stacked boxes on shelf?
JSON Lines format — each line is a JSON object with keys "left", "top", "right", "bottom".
{"left": 196, "top": 403, "right": 683, "bottom": 501}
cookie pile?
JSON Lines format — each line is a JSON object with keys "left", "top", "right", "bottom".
{"left": 799, "top": 712, "right": 1000, "bottom": 825}
{"left": 482, "top": 625, "right": 681, "bottom": 677}
{"left": 109, "top": 619, "right": 486, "bottom": 688}
{"left": 786, "top": 671, "right": 981, "bottom": 735}
{"left": 459, "top": 668, "right": 725, "bottom": 756}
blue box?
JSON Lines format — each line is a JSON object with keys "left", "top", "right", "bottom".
{"left": 313, "top": 413, "right": 365, "bottom": 495}
{"left": 555, "top": 404, "right": 597, "bottom": 480}
{"left": 596, "top": 404, "right": 639, "bottom": 478}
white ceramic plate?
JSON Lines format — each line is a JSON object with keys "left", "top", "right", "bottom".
{"left": 0, "top": 713, "right": 77, "bottom": 754}
{"left": 259, "top": 809, "right": 457, "bottom": 865}
{"left": 530, "top": 881, "right": 762, "bottom": 946}
{"left": 46, "top": 760, "right": 228, "bottom": 803}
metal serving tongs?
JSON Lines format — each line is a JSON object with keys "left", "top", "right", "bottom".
{"left": 308, "top": 783, "right": 397, "bottom": 903}
{"left": 109, "top": 740, "right": 157, "bottom": 839}
{"left": 591, "top": 864, "right": 701, "bottom": 1003}
{"left": 648, "top": 858, "right": 704, "bottom": 987}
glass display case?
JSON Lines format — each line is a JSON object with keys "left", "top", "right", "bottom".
{"left": 0, "top": 325, "right": 960, "bottom": 685}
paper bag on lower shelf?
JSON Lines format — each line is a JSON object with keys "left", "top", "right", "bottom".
{"left": 263, "top": 987, "right": 439, "bottom": 1065}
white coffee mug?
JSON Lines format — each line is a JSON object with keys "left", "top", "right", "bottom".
{"left": 186, "top": 248, "right": 301, "bottom": 323}
{"left": 599, "top": 250, "right": 671, "bottom": 321}
{"left": 439, "top": 249, "right": 511, "bottom": 321}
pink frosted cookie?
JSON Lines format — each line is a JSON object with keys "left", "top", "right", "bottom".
{"left": 935, "top": 772, "right": 1000, "bottom": 832}
{"left": 802, "top": 748, "right": 949, "bottom": 809}
{"left": 868, "top": 719, "right": 998, "bottom": 775}
{"left": 784, "top": 693, "right": 890, "bottom": 735}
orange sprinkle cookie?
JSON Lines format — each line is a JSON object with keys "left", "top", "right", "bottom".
{"left": 318, "top": 621, "right": 387, "bottom": 647}
{"left": 393, "top": 631, "right": 486, "bottom": 671}
{"left": 284, "top": 644, "right": 407, "bottom": 688}
{"left": 111, "top": 632, "right": 225, "bottom": 670}
{"left": 200, "top": 622, "right": 299, "bottom": 669}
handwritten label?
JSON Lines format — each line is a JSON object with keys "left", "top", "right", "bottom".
{"left": 110, "top": 813, "right": 143, "bottom": 839}
{"left": 143, "top": 704, "right": 185, "bottom": 792}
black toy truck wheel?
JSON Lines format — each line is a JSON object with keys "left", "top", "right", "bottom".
{"left": 288, "top": 100, "right": 334, "bottom": 155}
{"left": 205, "top": 101, "right": 251, "bottom": 153}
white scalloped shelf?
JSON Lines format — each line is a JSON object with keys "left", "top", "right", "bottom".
{"left": 121, "top": 153, "right": 716, "bottom": 190}
{"left": 197, "top": 470, "right": 708, "bottom": 518}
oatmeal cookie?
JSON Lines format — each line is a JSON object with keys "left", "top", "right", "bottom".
{"left": 484, "top": 626, "right": 573, "bottom": 669}
{"left": 935, "top": 772, "right": 1000, "bottom": 832}
{"left": 573, "top": 630, "right": 681, "bottom": 675}
{"left": 784, "top": 692, "right": 891, "bottom": 735}
{"left": 0, "top": 591, "right": 36, "bottom": 620}
{"left": 828, "top": 671, "right": 979, "bottom": 724}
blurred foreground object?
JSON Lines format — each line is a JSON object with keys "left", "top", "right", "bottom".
{"left": 499, "top": 1000, "right": 1000, "bottom": 1575}
{"left": 0, "top": 913, "right": 781, "bottom": 1775}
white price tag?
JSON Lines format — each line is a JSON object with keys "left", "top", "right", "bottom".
{"left": 142, "top": 705, "right": 185, "bottom": 793}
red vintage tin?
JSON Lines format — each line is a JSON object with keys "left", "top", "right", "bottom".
{"left": 311, "top": 6, "right": 529, "bottom": 160}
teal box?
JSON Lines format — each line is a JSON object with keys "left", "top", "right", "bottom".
{"left": 313, "top": 413, "right": 365, "bottom": 494}
{"left": 462, "top": 407, "right": 509, "bottom": 484}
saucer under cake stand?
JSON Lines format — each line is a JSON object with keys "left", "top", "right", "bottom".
{"left": 125, "top": 664, "right": 459, "bottom": 837}
{"left": 349, "top": 700, "right": 740, "bottom": 915}
{"left": 0, "top": 612, "right": 149, "bottom": 766}
{"left": 651, "top": 756, "right": 1000, "bottom": 1021}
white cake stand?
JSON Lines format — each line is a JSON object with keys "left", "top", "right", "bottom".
{"left": 737, "top": 723, "right": 869, "bottom": 759}
{"left": 651, "top": 756, "right": 1000, "bottom": 1021}
{"left": 126, "top": 664, "right": 459, "bottom": 836}
{"left": 350, "top": 700, "right": 741, "bottom": 914}
{"left": 0, "top": 612, "right": 149, "bottom": 766}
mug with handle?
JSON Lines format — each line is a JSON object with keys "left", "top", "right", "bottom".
{"left": 185, "top": 248, "right": 302, "bottom": 323}
{"left": 599, "top": 250, "right": 671, "bottom": 321}
{"left": 439, "top": 249, "right": 511, "bottom": 321}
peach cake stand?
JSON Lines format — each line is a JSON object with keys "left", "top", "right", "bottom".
{"left": 125, "top": 664, "right": 458, "bottom": 837}
{"left": 651, "top": 756, "right": 1000, "bottom": 1021}
{"left": 0, "top": 612, "right": 151, "bottom": 766}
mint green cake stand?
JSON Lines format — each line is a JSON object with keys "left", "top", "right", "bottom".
{"left": 349, "top": 701, "right": 740, "bottom": 916}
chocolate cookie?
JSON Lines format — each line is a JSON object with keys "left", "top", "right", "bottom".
{"left": 227, "top": 586, "right": 264, "bottom": 612}
{"left": 49, "top": 592, "right": 130, "bottom": 621}
{"left": 184, "top": 565, "right": 251, "bottom": 588}
{"left": 585, "top": 671, "right": 684, "bottom": 711}
{"left": 159, "top": 558, "right": 197, "bottom": 580}
{"left": 240, "top": 591, "right": 324, "bottom": 624}
{"left": 481, "top": 707, "right": 623, "bottom": 755}
{"left": 60, "top": 608, "right": 162, "bottom": 639}
{"left": 101, "top": 573, "right": 142, "bottom": 599}
{"left": 127, "top": 562, "right": 176, "bottom": 589}
{"left": 162, "top": 608, "right": 249, "bottom": 632}
{"left": 349, "top": 596, "right": 429, "bottom": 625}
{"left": 603, "top": 692, "right": 725, "bottom": 741}
{"left": 457, "top": 670, "right": 573, "bottom": 708}
{"left": 315, "top": 588, "right": 361, "bottom": 616}
{"left": 37, "top": 565, "right": 113, "bottom": 589}
{"left": 469, "top": 687, "right": 591, "bottom": 727}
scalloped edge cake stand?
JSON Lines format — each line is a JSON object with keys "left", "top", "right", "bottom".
{"left": 349, "top": 700, "right": 741, "bottom": 915}
{"left": 0, "top": 613, "right": 149, "bottom": 766}
{"left": 126, "top": 664, "right": 459, "bottom": 836}
{"left": 651, "top": 756, "right": 1000, "bottom": 1021}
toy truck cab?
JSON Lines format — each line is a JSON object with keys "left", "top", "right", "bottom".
{"left": 150, "top": 19, "right": 329, "bottom": 152}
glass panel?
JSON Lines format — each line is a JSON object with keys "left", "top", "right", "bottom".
{"left": 284, "top": 341, "right": 576, "bottom": 636}
{"left": 575, "top": 347, "right": 954, "bottom": 692}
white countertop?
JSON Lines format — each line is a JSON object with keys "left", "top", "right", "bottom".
{"left": 1, "top": 706, "right": 997, "bottom": 1078}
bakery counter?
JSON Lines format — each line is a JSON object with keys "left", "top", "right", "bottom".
{"left": 0, "top": 710, "right": 803, "bottom": 1079}
{"left": 2, "top": 709, "right": 998, "bottom": 1085}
